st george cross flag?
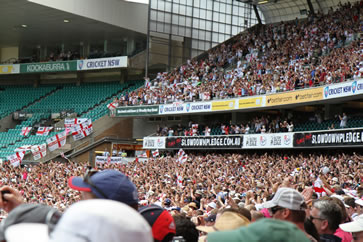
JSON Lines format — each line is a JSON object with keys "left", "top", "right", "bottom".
{"left": 176, "top": 172, "right": 183, "bottom": 187}
{"left": 7, "top": 151, "right": 25, "bottom": 167}
{"left": 64, "top": 118, "right": 88, "bottom": 128}
{"left": 14, "top": 145, "right": 32, "bottom": 153}
{"left": 36, "top": 127, "right": 53, "bottom": 136}
{"left": 31, "top": 143, "right": 47, "bottom": 160}
{"left": 107, "top": 101, "right": 119, "bottom": 110}
{"left": 152, "top": 149, "right": 159, "bottom": 158}
{"left": 177, "top": 149, "right": 185, "bottom": 157}
{"left": 46, "top": 131, "right": 67, "bottom": 152}
{"left": 20, "top": 127, "right": 32, "bottom": 136}
{"left": 71, "top": 119, "right": 93, "bottom": 141}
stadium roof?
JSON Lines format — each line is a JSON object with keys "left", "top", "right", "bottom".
{"left": 241, "top": 0, "right": 361, "bottom": 23}
{"left": 0, "top": 0, "right": 145, "bottom": 48}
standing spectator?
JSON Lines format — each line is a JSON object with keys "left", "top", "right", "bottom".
{"left": 339, "top": 113, "right": 347, "bottom": 129}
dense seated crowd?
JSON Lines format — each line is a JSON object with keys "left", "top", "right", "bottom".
{"left": 116, "top": 2, "right": 363, "bottom": 106}
{"left": 0, "top": 151, "right": 362, "bottom": 241}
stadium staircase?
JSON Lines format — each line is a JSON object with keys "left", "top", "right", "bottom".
{"left": 0, "top": 81, "right": 144, "bottom": 161}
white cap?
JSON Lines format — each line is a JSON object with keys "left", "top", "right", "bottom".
{"left": 207, "top": 202, "right": 217, "bottom": 209}
{"left": 339, "top": 214, "right": 363, "bottom": 232}
{"left": 263, "top": 188, "right": 305, "bottom": 211}
{"left": 332, "top": 177, "right": 338, "bottom": 183}
{"left": 5, "top": 199, "right": 153, "bottom": 242}
{"left": 356, "top": 198, "right": 363, "bottom": 207}
{"left": 5, "top": 224, "right": 48, "bottom": 242}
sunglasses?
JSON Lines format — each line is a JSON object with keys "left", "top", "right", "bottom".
{"left": 83, "top": 169, "right": 108, "bottom": 199}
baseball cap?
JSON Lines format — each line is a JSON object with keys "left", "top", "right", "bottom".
{"left": 197, "top": 211, "right": 249, "bottom": 233}
{"left": 356, "top": 198, "right": 363, "bottom": 207}
{"left": 164, "top": 198, "right": 171, "bottom": 206}
{"left": 207, "top": 202, "right": 217, "bottom": 209}
{"left": 263, "top": 188, "right": 306, "bottom": 211}
{"left": 207, "top": 218, "right": 310, "bottom": 242}
{"left": 139, "top": 204, "right": 176, "bottom": 242}
{"left": 205, "top": 214, "right": 217, "bottom": 223}
{"left": 68, "top": 169, "right": 138, "bottom": 205}
{"left": 5, "top": 199, "right": 153, "bottom": 242}
{"left": 0, "top": 203, "right": 61, "bottom": 241}
{"left": 339, "top": 214, "right": 363, "bottom": 232}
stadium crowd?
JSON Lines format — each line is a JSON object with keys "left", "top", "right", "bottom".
{"left": 116, "top": 1, "right": 363, "bottom": 106}
{"left": 0, "top": 151, "right": 361, "bottom": 241}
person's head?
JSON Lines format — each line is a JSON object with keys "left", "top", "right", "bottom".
{"left": 356, "top": 199, "right": 363, "bottom": 216}
{"left": 68, "top": 169, "right": 139, "bottom": 210}
{"left": 139, "top": 205, "right": 176, "bottom": 242}
{"left": 207, "top": 218, "right": 310, "bottom": 242}
{"left": 173, "top": 215, "right": 199, "bottom": 242}
{"left": 206, "top": 202, "right": 216, "bottom": 212}
{"left": 310, "top": 199, "right": 342, "bottom": 235}
{"left": 344, "top": 197, "right": 356, "bottom": 217}
{"left": 5, "top": 199, "right": 153, "bottom": 242}
{"left": 0, "top": 204, "right": 61, "bottom": 242}
{"left": 339, "top": 214, "right": 363, "bottom": 242}
{"left": 264, "top": 188, "right": 306, "bottom": 224}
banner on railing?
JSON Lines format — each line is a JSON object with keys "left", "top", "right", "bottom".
{"left": 242, "top": 133, "right": 294, "bottom": 149}
{"left": 165, "top": 135, "right": 243, "bottom": 149}
{"left": 77, "top": 56, "right": 127, "bottom": 71}
{"left": 143, "top": 137, "right": 166, "bottom": 149}
{"left": 294, "top": 129, "right": 363, "bottom": 147}
{"left": 20, "top": 61, "right": 77, "bottom": 73}
{"left": 0, "top": 64, "right": 20, "bottom": 74}
{"left": 95, "top": 156, "right": 124, "bottom": 164}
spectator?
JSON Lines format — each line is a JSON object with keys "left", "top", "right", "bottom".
{"left": 339, "top": 214, "right": 363, "bottom": 242}
{"left": 339, "top": 113, "right": 348, "bottom": 129}
{"left": 310, "top": 199, "right": 343, "bottom": 242}
{"left": 173, "top": 215, "right": 199, "bottom": 242}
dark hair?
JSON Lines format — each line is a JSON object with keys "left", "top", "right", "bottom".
{"left": 289, "top": 210, "right": 306, "bottom": 223}
{"left": 344, "top": 197, "right": 356, "bottom": 208}
{"left": 173, "top": 215, "right": 199, "bottom": 242}
{"left": 304, "top": 218, "right": 320, "bottom": 242}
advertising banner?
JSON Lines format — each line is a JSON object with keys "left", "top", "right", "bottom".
{"left": 95, "top": 156, "right": 125, "bottom": 164}
{"left": 243, "top": 133, "right": 293, "bottom": 149}
{"left": 77, "top": 56, "right": 127, "bottom": 71}
{"left": 293, "top": 129, "right": 363, "bottom": 147}
{"left": 115, "top": 105, "right": 159, "bottom": 116}
{"left": 323, "top": 79, "right": 363, "bottom": 99}
{"left": 211, "top": 100, "right": 236, "bottom": 111}
{"left": 159, "top": 102, "right": 212, "bottom": 115}
{"left": 238, "top": 97, "right": 264, "bottom": 109}
{"left": 20, "top": 61, "right": 77, "bottom": 73}
{"left": 165, "top": 135, "right": 243, "bottom": 149}
{"left": 266, "top": 88, "right": 323, "bottom": 106}
{"left": 143, "top": 137, "right": 166, "bottom": 149}
{"left": 0, "top": 64, "right": 20, "bottom": 74}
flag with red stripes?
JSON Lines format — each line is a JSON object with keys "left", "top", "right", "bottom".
{"left": 14, "top": 145, "right": 32, "bottom": 152}
{"left": 152, "top": 149, "right": 159, "bottom": 158}
{"left": 176, "top": 172, "right": 183, "bottom": 187}
{"left": 64, "top": 118, "right": 88, "bottom": 128}
{"left": 7, "top": 151, "right": 25, "bottom": 167}
{"left": 31, "top": 143, "right": 47, "bottom": 160}
{"left": 71, "top": 119, "right": 93, "bottom": 141}
{"left": 20, "top": 127, "right": 32, "bottom": 136}
{"left": 107, "top": 102, "right": 119, "bottom": 110}
{"left": 36, "top": 127, "right": 53, "bottom": 136}
{"left": 46, "top": 130, "right": 67, "bottom": 152}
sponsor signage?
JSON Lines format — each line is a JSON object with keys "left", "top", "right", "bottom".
{"left": 95, "top": 156, "right": 125, "bottom": 164}
{"left": 211, "top": 100, "right": 236, "bottom": 111}
{"left": 243, "top": 133, "right": 293, "bottom": 149}
{"left": 115, "top": 105, "right": 159, "bottom": 116}
{"left": 20, "top": 61, "right": 77, "bottom": 73}
{"left": 0, "top": 64, "right": 20, "bottom": 74}
{"left": 165, "top": 135, "right": 243, "bottom": 149}
{"left": 266, "top": 88, "right": 323, "bottom": 106}
{"left": 77, "top": 56, "right": 127, "bottom": 71}
{"left": 294, "top": 128, "right": 363, "bottom": 147}
{"left": 143, "top": 137, "right": 166, "bottom": 149}
{"left": 159, "top": 102, "right": 212, "bottom": 115}
{"left": 238, "top": 97, "right": 264, "bottom": 109}
{"left": 323, "top": 80, "right": 363, "bottom": 99}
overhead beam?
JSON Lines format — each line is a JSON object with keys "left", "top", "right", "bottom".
{"left": 306, "top": 0, "right": 315, "bottom": 15}
{"left": 253, "top": 4, "right": 262, "bottom": 25}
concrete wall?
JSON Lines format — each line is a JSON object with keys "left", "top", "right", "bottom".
{"left": 29, "top": 0, "right": 148, "bottom": 34}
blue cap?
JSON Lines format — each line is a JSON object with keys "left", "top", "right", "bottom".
{"left": 164, "top": 198, "right": 171, "bottom": 205}
{"left": 68, "top": 169, "right": 138, "bottom": 205}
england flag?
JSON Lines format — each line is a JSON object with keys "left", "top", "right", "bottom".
{"left": 71, "top": 119, "right": 93, "bottom": 141}
{"left": 7, "top": 151, "right": 25, "bottom": 167}
{"left": 31, "top": 143, "right": 47, "bottom": 160}
{"left": 152, "top": 150, "right": 159, "bottom": 158}
{"left": 36, "top": 127, "right": 53, "bottom": 136}
{"left": 107, "top": 102, "right": 119, "bottom": 110}
{"left": 64, "top": 118, "right": 88, "bottom": 128}
{"left": 46, "top": 131, "right": 67, "bottom": 152}
{"left": 20, "top": 127, "right": 32, "bottom": 136}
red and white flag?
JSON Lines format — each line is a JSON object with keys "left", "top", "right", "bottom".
{"left": 152, "top": 149, "right": 159, "bottom": 158}
{"left": 176, "top": 172, "right": 183, "bottom": 187}
{"left": 36, "top": 127, "right": 53, "bottom": 136}
{"left": 177, "top": 149, "right": 185, "bottom": 157}
{"left": 178, "top": 155, "right": 188, "bottom": 164}
{"left": 14, "top": 145, "right": 32, "bottom": 153}
{"left": 71, "top": 119, "right": 93, "bottom": 141}
{"left": 31, "top": 143, "right": 47, "bottom": 160}
{"left": 7, "top": 151, "right": 25, "bottom": 167}
{"left": 137, "top": 153, "right": 147, "bottom": 158}
{"left": 107, "top": 102, "right": 119, "bottom": 110}
{"left": 64, "top": 118, "right": 88, "bottom": 128}
{"left": 313, "top": 178, "right": 327, "bottom": 198}
{"left": 20, "top": 127, "right": 32, "bottom": 136}
{"left": 46, "top": 131, "right": 67, "bottom": 152}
